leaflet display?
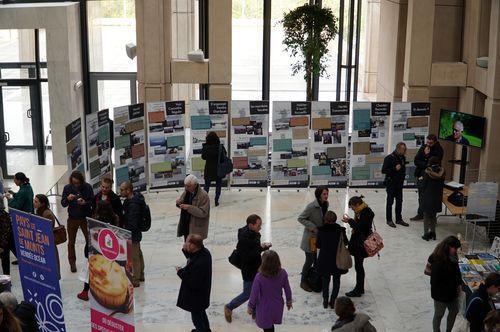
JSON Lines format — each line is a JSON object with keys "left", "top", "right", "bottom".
{"left": 147, "top": 101, "right": 187, "bottom": 189}
{"left": 189, "top": 100, "right": 229, "bottom": 185}
{"left": 349, "top": 102, "right": 390, "bottom": 187}
{"left": 310, "top": 102, "right": 350, "bottom": 187}
{"left": 230, "top": 101, "right": 269, "bottom": 187}
{"left": 114, "top": 103, "right": 147, "bottom": 191}
{"left": 391, "top": 102, "right": 430, "bottom": 185}
{"left": 86, "top": 109, "right": 112, "bottom": 193}
{"left": 65, "top": 118, "right": 85, "bottom": 173}
{"left": 271, "top": 101, "right": 310, "bottom": 187}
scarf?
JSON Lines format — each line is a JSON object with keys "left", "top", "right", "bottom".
{"left": 179, "top": 185, "right": 198, "bottom": 236}
{"left": 317, "top": 199, "right": 328, "bottom": 217}
{"left": 353, "top": 202, "right": 368, "bottom": 218}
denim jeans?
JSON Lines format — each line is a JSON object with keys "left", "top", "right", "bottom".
{"left": 191, "top": 310, "right": 210, "bottom": 332}
{"left": 227, "top": 280, "right": 253, "bottom": 310}
{"left": 354, "top": 256, "right": 365, "bottom": 292}
{"left": 386, "top": 185, "right": 403, "bottom": 222}
{"left": 204, "top": 177, "right": 222, "bottom": 202}
{"left": 322, "top": 273, "right": 341, "bottom": 302}
{"left": 433, "top": 299, "right": 459, "bottom": 332}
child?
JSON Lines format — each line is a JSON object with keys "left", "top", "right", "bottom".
{"left": 248, "top": 250, "right": 293, "bottom": 332}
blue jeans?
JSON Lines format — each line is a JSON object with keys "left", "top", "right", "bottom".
{"left": 204, "top": 177, "right": 222, "bottom": 202}
{"left": 227, "top": 280, "right": 253, "bottom": 310}
{"left": 191, "top": 310, "right": 210, "bottom": 332}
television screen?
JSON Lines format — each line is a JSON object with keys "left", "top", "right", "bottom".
{"left": 438, "top": 109, "right": 486, "bottom": 148}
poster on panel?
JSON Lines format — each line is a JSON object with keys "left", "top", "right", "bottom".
{"left": 66, "top": 118, "right": 85, "bottom": 174}
{"left": 88, "top": 218, "right": 135, "bottom": 332}
{"left": 271, "top": 101, "right": 310, "bottom": 187}
{"left": 87, "top": 109, "right": 112, "bottom": 193}
{"left": 310, "top": 101, "right": 350, "bottom": 187}
{"left": 230, "top": 101, "right": 269, "bottom": 187}
{"left": 391, "top": 102, "right": 430, "bottom": 186}
{"left": 189, "top": 100, "right": 229, "bottom": 185}
{"left": 349, "top": 102, "right": 390, "bottom": 187}
{"left": 113, "top": 103, "right": 147, "bottom": 192}
{"left": 10, "top": 209, "right": 66, "bottom": 331}
{"left": 147, "top": 101, "right": 186, "bottom": 189}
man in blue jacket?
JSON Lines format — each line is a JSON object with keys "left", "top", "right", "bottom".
{"left": 120, "top": 181, "right": 146, "bottom": 287}
{"left": 466, "top": 272, "right": 500, "bottom": 332}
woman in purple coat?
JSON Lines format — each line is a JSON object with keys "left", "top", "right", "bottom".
{"left": 247, "top": 250, "right": 293, "bottom": 332}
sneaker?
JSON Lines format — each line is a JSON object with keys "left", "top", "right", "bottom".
{"left": 387, "top": 221, "right": 396, "bottom": 228}
{"left": 224, "top": 305, "right": 232, "bottom": 323}
{"left": 396, "top": 220, "right": 409, "bottom": 227}
{"left": 345, "top": 289, "right": 362, "bottom": 297}
{"left": 77, "top": 290, "right": 89, "bottom": 301}
{"left": 410, "top": 215, "right": 423, "bottom": 221}
{"left": 300, "top": 281, "right": 313, "bottom": 292}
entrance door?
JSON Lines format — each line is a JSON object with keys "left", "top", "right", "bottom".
{"left": 0, "top": 83, "right": 45, "bottom": 177}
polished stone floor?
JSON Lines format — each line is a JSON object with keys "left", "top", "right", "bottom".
{"left": 6, "top": 188, "right": 486, "bottom": 331}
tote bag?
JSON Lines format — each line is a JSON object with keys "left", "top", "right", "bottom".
{"left": 336, "top": 234, "right": 352, "bottom": 270}
{"left": 217, "top": 145, "right": 233, "bottom": 178}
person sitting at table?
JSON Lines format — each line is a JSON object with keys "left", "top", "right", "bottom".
{"left": 466, "top": 272, "right": 500, "bottom": 332}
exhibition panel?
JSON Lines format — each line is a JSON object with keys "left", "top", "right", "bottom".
{"left": 86, "top": 109, "right": 112, "bottom": 193}
{"left": 65, "top": 118, "right": 85, "bottom": 174}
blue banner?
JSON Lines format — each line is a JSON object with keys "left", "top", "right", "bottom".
{"left": 10, "top": 208, "right": 66, "bottom": 331}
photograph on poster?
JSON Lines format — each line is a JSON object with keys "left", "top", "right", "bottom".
{"left": 66, "top": 118, "right": 85, "bottom": 173}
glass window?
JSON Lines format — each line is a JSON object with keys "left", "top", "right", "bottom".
{"left": 88, "top": 0, "right": 137, "bottom": 72}
{"left": 97, "top": 80, "right": 132, "bottom": 114}
{"left": 0, "top": 29, "right": 35, "bottom": 79}
{"left": 232, "top": 0, "right": 263, "bottom": 100}
{"left": 41, "top": 82, "right": 52, "bottom": 147}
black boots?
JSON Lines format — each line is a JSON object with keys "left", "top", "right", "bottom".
{"left": 422, "top": 232, "right": 436, "bottom": 241}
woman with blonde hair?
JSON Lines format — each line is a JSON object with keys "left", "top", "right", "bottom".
{"left": 248, "top": 250, "right": 293, "bottom": 332}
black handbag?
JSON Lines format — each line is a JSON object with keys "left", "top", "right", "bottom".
{"left": 305, "top": 266, "right": 322, "bottom": 293}
{"left": 217, "top": 145, "right": 233, "bottom": 178}
{"left": 228, "top": 249, "right": 242, "bottom": 269}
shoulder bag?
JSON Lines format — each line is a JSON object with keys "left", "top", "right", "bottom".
{"left": 217, "top": 145, "right": 233, "bottom": 178}
{"left": 53, "top": 216, "right": 67, "bottom": 245}
{"left": 336, "top": 232, "right": 352, "bottom": 270}
{"left": 364, "top": 222, "right": 384, "bottom": 257}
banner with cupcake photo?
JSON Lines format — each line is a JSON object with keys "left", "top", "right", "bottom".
{"left": 87, "top": 218, "right": 135, "bottom": 332}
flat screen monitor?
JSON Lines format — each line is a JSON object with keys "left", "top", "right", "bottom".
{"left": 438, "top": 109, "right": 486, "bottom": 148}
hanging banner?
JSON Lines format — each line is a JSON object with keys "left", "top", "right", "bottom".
{"left": 66, "top": 118, "right": 85, "bottom": 173}
{"left": 113, "top": 103, "right": 147, "bottom": 192}
{"left": 349, "top": 102, "right": 390, "bottom": 187}
{"left": 189, "top": 100, "right": 229, "bottom": 185}
{"left": 310, "top": 101, "right": 350, "bottom": 187}
{"left": 87, "top": 109, "right": 112, "bottom": 193}
{"left": 10, "top": 209, "right": 66, "bottom": 331}
{"left": 391, "top": 102, "right": 430, "bottom": 186}
{"left": 230, "top": 101, "right": 269, "bottom": 187}
{"left": 271, "top": 101, "right": 310, "bottom": 187}
{"left": 88, "top": 218, "right": 134, "bottom": 332}
{"left": 147, "top": 101, "right": 187, "bottom": 189}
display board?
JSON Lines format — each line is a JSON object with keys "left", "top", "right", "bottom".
{"left": 147, "top": 101, "right": 187, "bottom": 189}
{"left": 189, "top": 100, "right": 229, "bottom": 185}
{"left": 65, "top": 118, "right": 85, "bottom": 173}
{"left": 230, "top": 101, "right": 269, "bottom": 187}
{"left": 349, "top": 102, "right": 390, "bottom": 187}
{"left": 10, "top": 209, "right": 66, "bottom": 331}
{"left": 88, "top": 218, "right": 135, "bottom": 332}
{"left": 271, "top": 101, "right": 310, "bottom": 187}
{"left": 391, "top": 102, "right": 430, "bottom": 185}
{"left": 86, "top": 109, "right": 112, "bottom": 193}
{"left": 310, "top": 101, "right": 350, "bottom": 187}
{"left": 113, "top": 103, "right": 147, "bottom": 191}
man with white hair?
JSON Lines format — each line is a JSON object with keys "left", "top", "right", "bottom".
{"left": 446, "top": 120, "right": 470, "bottom": 145}
{"left": 176, "top": 175, "right": 210, "bottom": 241}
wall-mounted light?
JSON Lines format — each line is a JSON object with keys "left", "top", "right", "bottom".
{"left": 74, "top": 81, "right": 83, "bottom": 91}
{"left": 126, "top": 43, "right": 137, "bottom": 60}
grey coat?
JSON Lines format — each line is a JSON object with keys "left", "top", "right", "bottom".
{"left": 177, "top": 188, "right": 210, "bottom": 239}
{"left": 298, "top": 200, "right": 326, "bottom": 253}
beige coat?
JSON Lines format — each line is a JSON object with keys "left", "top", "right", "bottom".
{"left": 177, "top": 187, "right": 210, "bottom": 239}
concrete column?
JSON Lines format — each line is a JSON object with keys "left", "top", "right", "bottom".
{"left": 363, "top": 0, "right": 380, "bottom": 94}
{"left": 135, "top": 0, "right": 172, "bottom": 103}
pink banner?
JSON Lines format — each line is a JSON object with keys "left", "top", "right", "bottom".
{"left": 91, "top": 309, "right": 135, "bottom": 332}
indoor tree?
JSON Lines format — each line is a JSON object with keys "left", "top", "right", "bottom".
{"left": 281, "top": 3, "right": 338, "bottom": 101}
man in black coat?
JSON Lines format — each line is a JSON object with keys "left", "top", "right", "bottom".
{"left": 177, "top": 234, "right": 212, "bottom": 332}
{"left": 120, "top": 181, "right": 146, "bottom": 287}
{"left": 466, "top": 272, "right": 500, "bottom": 332}
{"left": 411, "top": 134, "right": 444, "bottom": 221}
{"left": 224, "top": 214, "right": 271, "bottom": 323}
{"left": 93, "top": 177, "right": 124, "bottom": 227}
{"left": 382, "top": 142, "right": 409, "bottom": 228}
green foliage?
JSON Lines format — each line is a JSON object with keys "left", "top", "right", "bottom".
{"left": 281, "top": 4, "right": 338, "bottom": 99}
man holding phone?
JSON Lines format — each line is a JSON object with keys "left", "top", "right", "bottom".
{"left": 411, "top": 134, "right": 444, "bottom": 221}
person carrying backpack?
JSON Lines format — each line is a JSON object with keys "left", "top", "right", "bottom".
{"left": 120, "top": 181, "right": 150, "bottom": 287}
{"left": 466, "top": 273, "right": 500, "bottom": 332}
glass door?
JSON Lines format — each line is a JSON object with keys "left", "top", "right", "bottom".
{"left": 0, "top": 83, "right": 44, "bottom": 177}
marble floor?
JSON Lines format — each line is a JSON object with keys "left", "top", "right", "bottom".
{"left": 6, "top": 188, "right": 488, "bottom": 332}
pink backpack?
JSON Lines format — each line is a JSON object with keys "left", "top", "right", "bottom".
{"left": 364, "top": 223, "right": 384, "bottom": 257}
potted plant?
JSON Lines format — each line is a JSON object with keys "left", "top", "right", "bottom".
{"left": 281, "top": 3, "right": 338, "bottom": 101}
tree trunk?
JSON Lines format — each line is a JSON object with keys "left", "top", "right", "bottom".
{"left": 306, "top": 54, "right": 312, "bottom": 101}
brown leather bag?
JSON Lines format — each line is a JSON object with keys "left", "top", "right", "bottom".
{"left": 53, "top": 217, "right": 67, "bottom": 245}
